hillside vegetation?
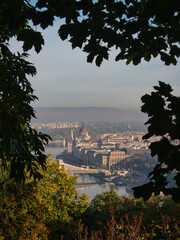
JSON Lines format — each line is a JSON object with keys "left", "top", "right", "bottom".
{"left": 0, "top": 159, "right": 180, "bottom": 239}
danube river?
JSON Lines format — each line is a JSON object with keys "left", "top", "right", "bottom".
{"left": 73, "top": 173, "right": 127, "bottom": 202}
{"left": 45, "top": 147, "right": 127, "bottom": 202}
{"left": 45, "top": 146, "right": 66, "bottom": 159}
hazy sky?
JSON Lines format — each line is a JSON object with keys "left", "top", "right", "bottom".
{"left": 11, "top": 22, "right": 180, "bottom": 110}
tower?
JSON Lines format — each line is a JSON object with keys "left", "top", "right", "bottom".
{"left": 71, "top": 129, "right": 74, "bottom": 141}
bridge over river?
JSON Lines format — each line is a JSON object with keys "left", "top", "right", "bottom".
{"left": 59, "top": 160, "right": 109, "bottom": 175}
{"left": 58, "top": 160, "right": 128, "bottom": 202}
{"left": 75, "top": 182, "right": 115, "bottom": 190}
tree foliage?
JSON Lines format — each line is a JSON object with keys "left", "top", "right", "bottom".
{"left": 2, "top": 0, "right": 180, "bottom": 67}
{"left": 0, "top": 0, "right": 50, "bottom": 182}
{"left": 31, "top": 0, "right": 180, "bottom": 66}
{"left": 1, "top": 0, "right": 180, "bottom": 200}
{"left": 83, "top": 189, "right": 180, "bottom": 229}
{"left": 79, "top": 190, "right": 180, "bottom": 240}
{"left": 0, "top": 158, "right": 89, "bottom": 239}
{"left": 0, "top": 47, "right": 51, "bottom": 181}
{"left": 133, "top": 81, "right": 180, "bottom": 202}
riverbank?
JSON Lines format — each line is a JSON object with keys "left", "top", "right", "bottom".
{"left": 73, "top": 173, "right": 128, "bottom": 202}
{"left": 57, "top": 151, "right": 148, "bottom": 193}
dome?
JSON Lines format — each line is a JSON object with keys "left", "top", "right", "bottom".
{"left": 79, "top": 124, "right": 88, "bottom": 135}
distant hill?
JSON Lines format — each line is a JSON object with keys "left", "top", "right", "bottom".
{"left": 32, "top": 107, "right": 146, "bottom": 123}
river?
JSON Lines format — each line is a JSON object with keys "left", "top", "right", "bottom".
{"left": 73, "top": 173, "right": 127, "bottom": 202}
{"left": 45, "top": 147, "right": 127, "bottom": 202}
{"left": 45, "top": 146, "right": 66, "bottom": 159}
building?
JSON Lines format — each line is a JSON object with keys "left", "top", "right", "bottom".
{"left": 96, "top": 153, "right": 109, "bottom": 167}
{"left": 77, "top": 123, "right": 91, "bottom": 141}
{"left": 109, "top": 150, "right": 126, "bottom": 166}
{"left": 71, "top": 124, "right": 127, "bottom": 169}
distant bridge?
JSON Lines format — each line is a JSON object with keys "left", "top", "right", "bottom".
{"left": 68, "top": 169, "right": 104, "bottom": 174}
{"left": 75, "top": 182, "right": 112, "bottom": 191}
{"left": 59, "top": 161, "right": 109, "bottom": 174}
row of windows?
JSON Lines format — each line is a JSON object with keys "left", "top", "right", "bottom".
{"left": 111, "top": 154, "right": 125, "bottom": 157}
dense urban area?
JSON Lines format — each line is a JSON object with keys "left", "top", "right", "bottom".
{"left": 32, "top": 121, "right": 158, "bottom": 192}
